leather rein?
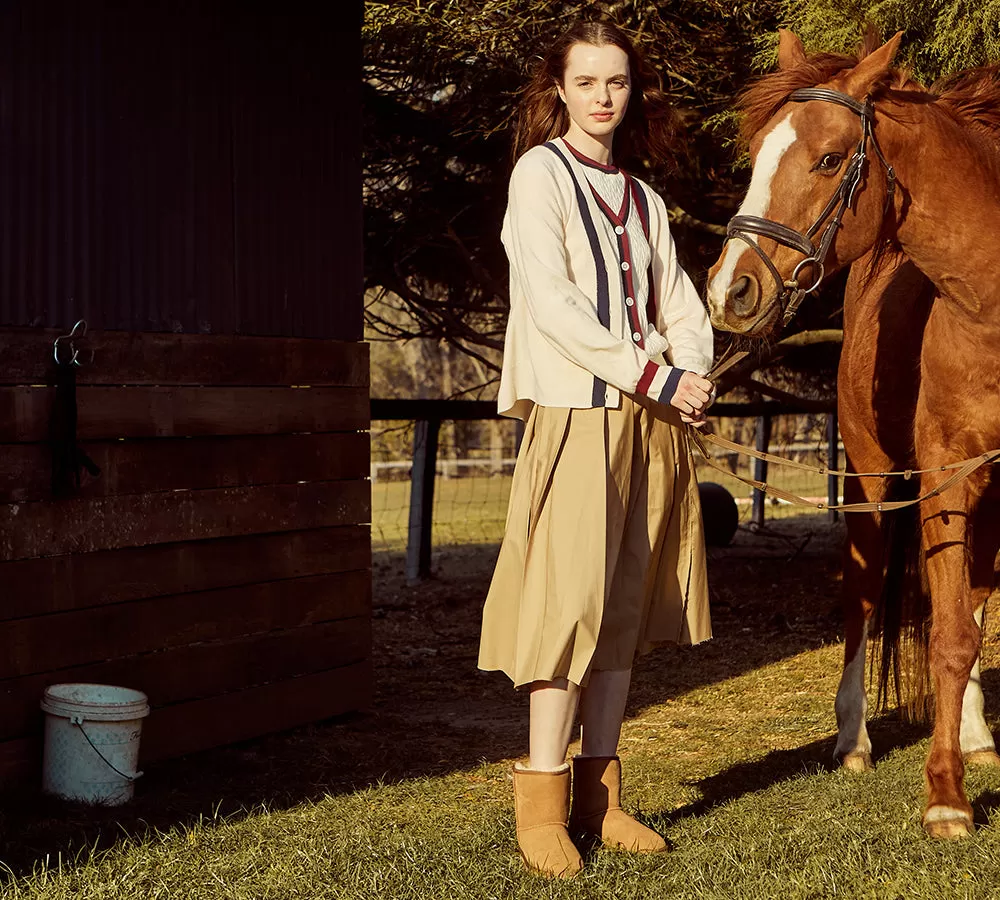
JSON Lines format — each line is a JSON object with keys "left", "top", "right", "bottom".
{"left": 723, "top": 87, "right": 896, "bottom": 333}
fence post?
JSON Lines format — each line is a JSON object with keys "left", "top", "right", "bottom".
{"left": 751, "top": 414, "right": 772, "bottom": 529}
{"left": 827, "top": 410, "right": 839, "bottom": 523}
{"left": 406, "top": 418, "right": 440, "bottom": 582}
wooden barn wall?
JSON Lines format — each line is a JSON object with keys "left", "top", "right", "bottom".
{"left": 0, "top": 330, "right": 371, "bottom": 776}
{"left": 0, "top": 2, "right": 362, "bottom": 340}
{"left": 0, "top": 2, "right": 369, "bottom": 780}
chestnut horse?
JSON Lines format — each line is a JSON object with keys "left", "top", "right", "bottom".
{"left": 837, "top": 251, "right": 999, "bottom": 777}
{"left": 706, "top": 31, "right": 1000, "bottom": 838}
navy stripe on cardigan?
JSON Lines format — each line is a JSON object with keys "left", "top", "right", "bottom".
{"left": 660, "top": 366, "right": 686, "bottom": 405}
{"left": 544, "top": 141, "right": 609, "bottom": 407}
{"left": 631, "top": 178, "right": 650, "bottom": 238}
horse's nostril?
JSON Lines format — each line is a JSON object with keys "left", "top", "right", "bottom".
{"left": 726, "top": 276, "right": 750, "bottom": 301}
{"left": 726, "top": 275, "right": 760, "bottom": 317}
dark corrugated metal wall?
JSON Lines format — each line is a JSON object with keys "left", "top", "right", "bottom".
{"left": 0, "top": 2, "right": 361, "bottom": 340}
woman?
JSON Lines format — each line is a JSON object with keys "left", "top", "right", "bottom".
{"left": 478, "top": 21, "right": 715, "bottom": 877}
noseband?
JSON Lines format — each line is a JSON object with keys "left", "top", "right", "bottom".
{"left": 726, "top": 87, "right": 896, "bottom": 328}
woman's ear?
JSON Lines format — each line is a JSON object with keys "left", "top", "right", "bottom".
{"left": 555, "top": 80, "right": 566, "bottom": 103}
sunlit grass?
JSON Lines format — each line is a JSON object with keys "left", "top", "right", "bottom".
{"left": 5, "top": 639, "right": 1000, "bottom": 898}
{"left": 7, "top": 492, "right": 997, "bottom": 898}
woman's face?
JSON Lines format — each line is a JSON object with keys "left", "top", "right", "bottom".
{"left": 557, "top": 42, "right": 632, "bottom": 141}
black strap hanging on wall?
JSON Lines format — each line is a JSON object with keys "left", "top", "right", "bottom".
{"left": 50, "top": 321, "right": 101, "bottom": 497}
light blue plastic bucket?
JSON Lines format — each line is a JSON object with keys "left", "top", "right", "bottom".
{"left": 40, "top": 683, "right": 150, "bottom": 806}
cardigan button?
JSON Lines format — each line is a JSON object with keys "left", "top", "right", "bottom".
{"left": 632, "top": 332, "right": 642, "bottom": 342}
{"left": 614, "top": 225, "right": 625, "bottom": 235}
{"left": 620, "top": 261, "right": 630, "bottom": 271}
{"left": 625, "top": 297, "right": 634, "bottom": 306}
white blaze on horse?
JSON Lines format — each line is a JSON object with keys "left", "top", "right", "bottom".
{"left": 707, "top": 30, "right": 1000, "bottom": 839}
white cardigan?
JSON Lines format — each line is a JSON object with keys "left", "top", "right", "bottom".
{"left": 497, "top": 137, "right": 714, "bottom": 420}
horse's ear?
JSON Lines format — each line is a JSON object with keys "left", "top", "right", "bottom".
{"left": 777, "top": 29, "right": 808, "bottom": 70}
{"left": 844, "top": 31, "right": 903, "bottom": 97}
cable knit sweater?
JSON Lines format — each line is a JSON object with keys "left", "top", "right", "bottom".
{"left": 497, "top": 136, "right": 713, "bottom": 420}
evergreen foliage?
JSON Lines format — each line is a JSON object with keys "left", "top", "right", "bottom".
{"left": 771, "top": 0, "right": 1000, "bottom": 82}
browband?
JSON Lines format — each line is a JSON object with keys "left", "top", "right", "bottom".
{"left": 788, "top": 88, "right": 872, "bottom": 119}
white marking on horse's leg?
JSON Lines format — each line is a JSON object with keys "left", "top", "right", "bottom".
{"left": 707, "top": 114, "right": 797, "bottom": 317}
{"left": 960, "top": 603, "right": 995, "bottom": 755}
{"left": 834, "top": 619, "right": 872, "bottom": 764}
{"left": 923, "top": 804, "right": 975, "bottom": 840}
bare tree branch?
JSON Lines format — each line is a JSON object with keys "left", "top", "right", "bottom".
{"left": 664, "top": 201, "right": 728, "bottom": 236}
{"left": 776, "top": 329, "right": 844, "bottom": 349}
{"left": 738, "top": 376, "right": 835, "bottom": 411}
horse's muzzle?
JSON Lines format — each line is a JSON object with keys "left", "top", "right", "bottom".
{"left": 709, "top": 272, "right": 780, "bottom": 335}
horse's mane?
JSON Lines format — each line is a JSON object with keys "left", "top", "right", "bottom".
{"left": 739, "top": 34, "right": 1000, "bottom": 148}
{"left": 737, "top": 33, "right": 913, "bottom": 146}
{"left": 931, "top": 67, "right": 1000, "bottom": 141}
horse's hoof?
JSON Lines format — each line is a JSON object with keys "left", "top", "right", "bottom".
{"left": 923, "top": 807, "right": 975, "bottom": 840}
{"left": 964, "top": 749, "right": 1000, "bottom": 768}
{"left": 839, "top": 751, "right": 874, "bottom": 772}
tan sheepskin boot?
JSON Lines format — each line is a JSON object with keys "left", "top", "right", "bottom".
{"left": 570, "top": 755, "right": 668, "bottom": 853}
{"left": 512, "top": 764, "right": 583, "bottom": 878}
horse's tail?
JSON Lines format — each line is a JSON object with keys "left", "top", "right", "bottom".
{"left": 872, "top": 479, "right": 932, "bottom": 721}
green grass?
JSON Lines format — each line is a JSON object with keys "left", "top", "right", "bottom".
{"left": 5, "top": 635, "right": 1000, "bottom": 898}
{"left": 4, "top": 516, "right": 999, "bottom": 899}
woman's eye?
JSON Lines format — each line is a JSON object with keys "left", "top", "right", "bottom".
{"left": 817, "top": 153, "right": 843, "bottom": 171}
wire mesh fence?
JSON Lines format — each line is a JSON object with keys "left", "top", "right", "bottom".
{"left": 370, "top": 410, "right": 842, "bottom": 560}
{"left": 371, "top": 417, "right": 519, "bottom": 553}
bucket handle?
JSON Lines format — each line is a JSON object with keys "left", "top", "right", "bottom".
{"left": 71, "top": 716, "right": 144, "bottom": 783}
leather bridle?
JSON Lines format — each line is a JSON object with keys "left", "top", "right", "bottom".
{"left": 724, "top": 87, "right": 896, "bottom": 329}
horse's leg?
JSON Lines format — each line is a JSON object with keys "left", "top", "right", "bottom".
{"left": 834, "top": 477, "right": 882, "bottom": 771}
{"left": 960, "top": 598, "right": 997, "bottom": 765}
{"left": 962, "top": 499, "right": 1000, "bottom": 767}
{"left": 920, "top": 478, "right": 980, "bottom": 839}
{"left": 835, "top": 253, "right": 930, "bottom": 771}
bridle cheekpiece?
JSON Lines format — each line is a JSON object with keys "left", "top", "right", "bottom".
{"left": 725, "top": 87, "right": 896, "bottom": 328}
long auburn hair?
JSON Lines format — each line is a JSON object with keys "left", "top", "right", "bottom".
{"left": 510, "top": 21, "right": 682, "bottom": 171}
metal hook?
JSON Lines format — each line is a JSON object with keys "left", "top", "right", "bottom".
{"left": 53, "top": 319, "right": 90, "bottom": 367}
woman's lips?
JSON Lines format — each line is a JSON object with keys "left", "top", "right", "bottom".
{"left": 591, "top": 112, "right": 614, "bottom": 121}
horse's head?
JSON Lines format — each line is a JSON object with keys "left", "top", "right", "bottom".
{"left": 706, "top": 30, "right": 903, "bottom": 336}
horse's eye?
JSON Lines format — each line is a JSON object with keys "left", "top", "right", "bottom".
{"left": 817, "top": 153, "right": 843, "bottom": 171}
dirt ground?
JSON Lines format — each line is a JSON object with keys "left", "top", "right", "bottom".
{"left": 368, "top": 515, "right": 850, "bottom": 770}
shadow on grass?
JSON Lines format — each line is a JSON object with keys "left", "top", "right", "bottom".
{"left": 0, "top": 517, "right": 974, "bottom": 878}
{"left": 653, "top": 671, "right": 1000, "bottom": 829}
{"left": 658, "top": 715, "right": 931, "bottom": 825}
{"left": 972, "top": 791, "right": 1000, "bottom": 829}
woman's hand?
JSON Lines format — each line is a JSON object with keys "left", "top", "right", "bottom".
{"left": 670, "top": 371, "right": 714, "bottom": 421}
{"left": 680, "top": 411, "right": 709, "bottom": 428}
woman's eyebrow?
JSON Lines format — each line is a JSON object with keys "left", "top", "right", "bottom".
{"left": 573, "top": 72, "right": 629, "bottom": 81}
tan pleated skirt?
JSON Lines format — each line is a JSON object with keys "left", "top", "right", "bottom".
{"left": 478, "top": 394, "right": 710, "bottom": 689}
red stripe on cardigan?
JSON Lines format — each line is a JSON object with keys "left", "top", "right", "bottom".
{"left": 636, "top": 360, "right": 658, "bottom": 396}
